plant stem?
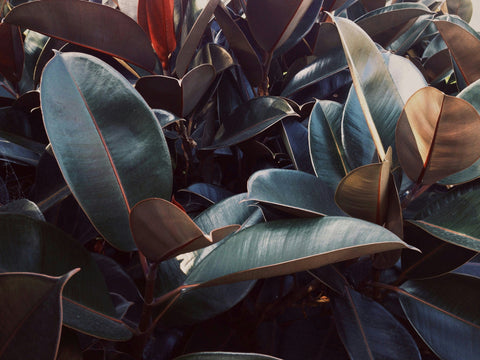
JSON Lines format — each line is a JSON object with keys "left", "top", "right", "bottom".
{"left": 139, "top": 262, "right": 158, "bottom": 333}
{"left": 259, "top": 51, "right": 272, "bottom": 96}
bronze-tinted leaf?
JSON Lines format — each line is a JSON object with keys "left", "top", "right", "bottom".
{"left": 0, "top": 23, "right": 23, "bottom": 84}
{"left": 435, "top": 20, "right": 480, "bottom": 86}
{"left": 395, "top": 86, "right": 480, "bottom": 184}
{"left": 446, "top": 0, "right": 473, "bottom": 23}
{"left": 4, "top": 0, "right": 158, "bottom": 72}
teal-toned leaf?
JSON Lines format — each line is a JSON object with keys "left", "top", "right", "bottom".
{"left": 341, "top": 49, "right": 427, "bottom": 168}
{"left": 203, "top": 96, "right": 298, "bottom": 150}
{"left": 184, "top": 216, "right": 414, "bottom": 286}
{"left": 281, "top": 119, "right": 315, "bottom": 174}
{"left": 0, "top": 198, "right": 45, "bottom": 221}
{"left": 446, "top": 0, "right": 473, "bottom": 23}
{"left": 333, "top": 286, "right": 421, "bottom": 360}
{"left": 246, "top": 169, "right": 344, "bottom": 217}
{"left": 399, "top": 273, "right": 480, "bottom": 360}
{"left": 401, "top": 223, "right": 477, "bottom": 280}
{"left": 18, "top": 30, "right": 48, "bottom": 94}
{"left": 0, "top": 214, "right": 132, "bottom": 340}
{"left": 175, "top": 0, "right": 220, "bottom": 77}
{"left": 192, "top": 43, "right": 235, "bottom": 74}
{"left": 174, "top": 353, "right": 282, "bottom": 360}
{"left": 0, "top": 270, "right": 78, "bottom": 360}
{"left": 4, "top": 0, "right": 158, "bottom": 72}
{"left": 41, "top": 52, "right": 172, "bottom": 251}
{"left": 308, "top": 100, "right": 347, "bottom": 192}
{"left": 387, "top": 14, "right": 434, "bottom": 55}
{"left": 355, "top": 3, "right": 432, "bottom": 48}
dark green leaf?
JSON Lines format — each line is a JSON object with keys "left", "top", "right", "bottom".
{"left": 333, "top": 286, "right": 421, "bottom": 360}
{"left": 246, "top": 169, "right": 344, "bottom": 217}
{"left": 387, "top": 14, "right": 434, "bottom": 55}
{"left": 192, "top": 43, "right": 235, "bottom": 74}
{"left": 399, "top": 273, "right": 480, "bottom": 360}
{"left": 0, "top": 23, "right": 24, "bottom": 84}
{"left": 281, "top": 119, "right": 315, "bottom": 174}
{"left": 0, "top": 270, "right": 77, "bottom": 360}
{"left": 203, "top": 96, "right": 298, "bottom": 149}
{"left": 0, "top": 198, "right": 44, "bottom": 221}
{"left": 4, "top": 0, "right": 158, "bottom": 72}
{"left": 41, "top": 52, "right": 172, "bottom": 251}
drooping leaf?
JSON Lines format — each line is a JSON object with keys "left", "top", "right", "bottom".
{"left": 0, "top": 270, "right": 78, "bottom": 360}
{"left": 137, "top": 0, "right": 176, "bottom": 69}
{"left": 214, "top": 3, "right": 263, "bottom": 86}
{"left": 175, "top": 0, "right": 220, "bottom": 77}
{"left": 174, "top": 353, "right": 282, "bottom": 360}
{"left": 184, "top": 216, "right": 414, "bottom": 286}
{"left": 0, "top": 198, "right": 45, "bottom": 221}
{"left": 17, "top": 30, "right": 48, "bottom": 94}
{"left": 130, "top": 198, "right": 238, "bottom": 262}
{"left": 135, "top": 64, "right": 215, "bottom": 117}
{"left": 281, "top": 119, "right": 315, "bottom": 174}
{"left": 246, "top": 169, "right": 344, "bottom": 217}
{"left": 401, "top": 223, "right": 477, "bottom": 280}
{"left": 0, "top": 23, "right": 24, "bottom": 84}
{"left": 4, "top": 0, "right": 158, "bottom": 72}
{"left": 192, "top": 43, "right": 235, "bottom": 74}
{"left": 435, "top": 20, "right": 480, "bottom": 86}
{"left": 40, "top": 52, "right": 172, "bottom": 251}
{"left": 395, "top": 86, "right": 480, "bottom": 185}
{"left": 446, "top": 0, "right": 473, "bottom": 23}
{"left": 387, "top": 14, "right": 434, "bottom": 55}
{"left": 308, "top": 100, "right": 347, "bottom": 191}
{"left": 399, "top": 273, "right": 480, "bottom": 360}
{"left": 203, "top": 96, "right": 298, "bottom": 149}
{"left": 333, "top": 286, "right": 421, "bottom": 360}
{"left": 246, "top": 0, "right": 315, "bottom": 54}
{"left": 0, "top": 214, "right": 132, "bottom": 340}
{"left": 355, "top": 3, "right": 432, "bottom": 48}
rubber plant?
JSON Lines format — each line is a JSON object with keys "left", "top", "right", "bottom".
{"left": 0, "top": 0, "right": 479, "bottom": 359}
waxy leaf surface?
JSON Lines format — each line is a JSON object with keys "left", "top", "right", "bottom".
{"left": 41, "top": 52, "right": 172, "bottom": 251}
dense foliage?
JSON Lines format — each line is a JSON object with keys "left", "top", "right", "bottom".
{"left": 1, "top": 0, "right": 480, "bottom": 359}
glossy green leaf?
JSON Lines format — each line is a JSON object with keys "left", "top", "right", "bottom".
{"left": 0, "top": 198, "right": 44, "bottom": 221}
{"left": 423, "top": 49, "right": 452, "bottom": 84}
{"left": 41, "top": 52, "right": 172, "bottom": 251}
{"left": 333, "top": 287, "right": 421, "bottom": 360}
{"left": 0, "top": 23, "right": 24, "bottom": 84}
{"left": 399, "top": 273, "right": 480, "bottom": 360}
{"left": 174, "top": 353, "right": 282, "bottom": 360}
{"left": 203, "top": 96, "right": 298, "bottom": 150}
{"left": 247, "top": 169, "right": 344, "bottom": 217}
{"left": 355, "top": 3, "right": 432, "bottom": 48}
{"left": 246, "top": 0, "right": 315, "bottom": 54}
{"left": 4, "top": 0, "right": 158, "bottom": 72}
{"left": 192, "top": 43, "right": 235, "bottom": 74}
{"left": 135, "top": 64, "right": 215, "bottom": 117}
{"left": 281, "top": 119, "right": 315, "bottom": 174}
{"left": 214, "top": 3, "right": 263, "bottom": 86}
{"left": 184, "top": 216, "right": 414, "bottom": 286}
{"left": 339, "top": 33, "right": 427, "bottom": 168}
{"left": 446, "top": 0, "right": 473, "bottom": 23}
{"left": 387, "top": 14, "right": 433, "bottom": 55}
{"left": 0, "top": 270, "right": 77, "bottom": 360}
{"left": 436, "top": 20, "right": 480, "bottom": 86}
{"left": 395, "top": 86, "right": 480, "bottom": 184}
{"left": 18, "top": 30, "right": 48, "bottom": 94}
{"left": 308, "top": 100, "right": 348, "bottom": 192}
{"left": 175, "top": 0, "right": 220, "bottom": 77}
{"left": 130, "top": 198, "right": 238, "bottom": 262}
{"left": 401, "top": 223, "right": 477, "bottom": 280}
{"left": 0, "top": 214, "right": 132, "bottom": 340}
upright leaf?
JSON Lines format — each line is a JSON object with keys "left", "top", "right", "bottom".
{"left": 138, "top": 0, "right": 176, "bottom": 69}
{"left": 399, "top": 274, "right": 480, "bottom": 360}
{"left": 395, "top": 86, "right": 480, "bottom": 184}
{"left": 333, "top": 287, "right": 421, "bottom": 360}
{"left": 0, "top": 23, "right": 24, "bottom": 84}
{"left": 4, "top": 0, "right": 158, "bottom": 72}
{"left": 435, "top": 20, "right": 480, "bottom": 86}
{"left": 41, "top": 52, "right": 172, "bottom": 251}
{"left": 0, "top": 270, "right": 78, "bottom": 360}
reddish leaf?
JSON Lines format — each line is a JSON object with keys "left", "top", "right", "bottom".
{"left": 0, "top": 23, "right": 24, "bottom": 84}
{"left": 138, "top": 0, "right": 176, "bottom": 69}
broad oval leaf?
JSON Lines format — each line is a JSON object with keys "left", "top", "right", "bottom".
{"left": 203, "top": 96, "right": 298, "bottom": 150}
{"left": 395, "top": 86, "right": 480, "bottom": 184}
{"left": 41, "top": 52, "right": 172, "bottom": 251}
{"left": 333, "top": 286, "right": 421, "bottom": 360}
{"left": 130, "top": 198, "right": 236, "bottom": 262}
{"left": 246, "top": 169, "right": 344, "bottom": 217}
{"left": 399, "top": 273, "right": 480, "bottom": 360}
{"left": 0, "top": 270, "right": 78, "bottom": 360}
{"left": 192, "top": 43, "right": 235, "bottom": 74}
{"left": 246, "top": 0, "right": 315, "bottom": 54}
{"left": 435, "top": 20, "right": 480, "bottom": 86}
{"left": 184, "top": 216, "right": 414, "bottom": 286}
{"left": 135, "top": 64, "right": 215, "bottom": 117}
{"left": 281, "top": 119, "right": 315, "bottom": 174}
{"left": 308, "top": 100, "right": 348, "bottom": 192}
{"left": 4, "top": 0, "right": 158, "bottom": 72}
{"left": 446, "top": 0, "right": 473, "bottom": 23}
{"left": 174, "top": 353, "right": 282, "bottom": 360}
{"left": 0, "top": 214, "right": 132, "bottom": 340}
